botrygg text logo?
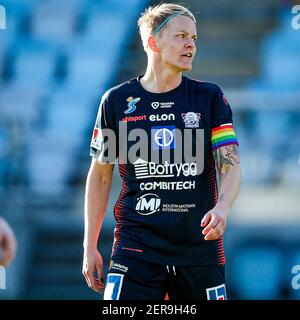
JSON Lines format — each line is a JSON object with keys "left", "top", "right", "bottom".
{"left": 134, "top": 158, "right": 197, "bottom": 179}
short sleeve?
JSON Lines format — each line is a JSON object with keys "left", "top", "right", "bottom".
{"left": 211, "top": 87, "right": 238, "bottom": 151}
{"left": 90, "top": 91, "right": 118, "bottom": 163}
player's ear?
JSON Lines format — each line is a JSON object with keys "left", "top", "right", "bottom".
{"left": 148, "top": 35, "right": 160, "bottom": 53}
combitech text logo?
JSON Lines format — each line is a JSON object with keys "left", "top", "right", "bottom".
{"left": 0, "top": 5, "right": 6, "bottom": 29}
{"left": 291, "top": 5, "right": 300, "bottom": 30}
{"left": 0, "top": 266, "right": 6, "bottom": 289}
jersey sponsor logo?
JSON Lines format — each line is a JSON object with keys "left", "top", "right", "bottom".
{"left": 109, "top": 261, "right": 129, "bottom": 273}
{"left": 206, "top": 284, "right": 227, "bottom": 300}
{"left": 90, "top": 127, "right": 102, "bottom": 149}
{"left": 151, "top": 125, "right": 176, "bottom": 149}
{"left": 140, "top": 180, "right": 196, "bottom": 191}
{"left": 162, "top": 203, "right": 195, "bottom": 213}
{"left": 121, "top": 115, "right": 147, "bottom": 122}
{"left": 181, "top": 112, "right": 201, "bottom": 128}
{"left": 124, "top": 97, "right": 140, "bottom": 114}
{"left": 103, "top": 273, "right": 124, "bottom": 300}
{"left": 151, "top": 102, "right": 160, "bottom": 109}
{"left": 151, "top": 102, "right": 174, "bottom": 109}
{"left": 133, "top": 158, "right": 197, "bottom": 179}
{"left": 92, "top": 127, "right": 99, "bottom": 142}
{"left": 135, "top": 193, "right": 161, "bottom": 215}
{"left": 149, "top": 113, "right": 175, "bottom": 122}
{"left": 136, "top": 193, "right": 196, "bottom": 215}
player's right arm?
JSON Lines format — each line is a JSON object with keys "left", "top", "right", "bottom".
{"left": 82, "top": 158, "right": 114, "bottom": 292}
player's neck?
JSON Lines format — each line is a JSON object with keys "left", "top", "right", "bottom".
{"left": 140, "top": 65, "right": 182, "bottom": 93}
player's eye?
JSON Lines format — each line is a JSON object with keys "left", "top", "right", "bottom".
{"left": 177, "top": 34, "right": 185, "bottom": 38}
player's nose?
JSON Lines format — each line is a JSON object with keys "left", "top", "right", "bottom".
{"left": 184, "top": 38, "right": 196, "bottom": 50}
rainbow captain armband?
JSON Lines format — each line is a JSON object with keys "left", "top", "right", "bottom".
{"left": 211, "top": 123, "right": 238, "bottom": 151}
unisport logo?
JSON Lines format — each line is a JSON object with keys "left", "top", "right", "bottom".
{"left": 121, "top": 115, "right": 147, "bottom": 122}
{"left": 122, "top": 113, "right": 174, "bottom": 122}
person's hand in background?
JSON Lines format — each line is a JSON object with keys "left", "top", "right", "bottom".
{"left": 0, "top": 217, "right": 17, "bottom": 267}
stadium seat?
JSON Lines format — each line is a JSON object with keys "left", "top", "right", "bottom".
{"left": 31, "top": 5, "right": 77, "bottom": 47}
{"left": 27, "top": 134, "right": 76, "bottom": 195}
{"left": 13, "top": 48, "right": 57, "bottom": 88}
{"left": 65, "top": 50, "right": 113, "bottom": 92}
{"left": 48, "top": 87, "right": 94, "bottom": 127}
{"left": 0, "top": 83, "right": 42, "bottom": 127}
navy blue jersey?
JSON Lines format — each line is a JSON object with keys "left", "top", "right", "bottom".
{"left": 90, "top": 75, "right": 238, "bottom": 265}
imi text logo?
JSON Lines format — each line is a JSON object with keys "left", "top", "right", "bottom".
{"left": 292, "top": 5, "right": 300, "bottom": 30}
{"left": 0, "top": 5, "right": 6, "bottom": 29}
{"left": 136, "top": 193, "right": 161, "bottom": 215}
{"left": 0, "top": 266, "right": 6, "bottom": 289}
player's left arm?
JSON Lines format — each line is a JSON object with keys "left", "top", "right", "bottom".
{"left": 201, "top": 144, "right": 241, "bottom": 240}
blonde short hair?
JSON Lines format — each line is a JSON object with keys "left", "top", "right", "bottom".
{"left": 138, "top": 3, "right": 196, "bottom": 51}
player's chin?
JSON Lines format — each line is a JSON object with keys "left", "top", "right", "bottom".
{"left": 178, "top": 62, "right": 193, "bottom": 71}
{"left": 182, "top": 65, "right": 192, "bottom": 71}
{"left": 180, "top": 66, "right": 192, "bottom": 72}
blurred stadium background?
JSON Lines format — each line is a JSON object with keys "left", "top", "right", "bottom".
{"left": 0, "top": 0, "right": 299, "bottom": 300}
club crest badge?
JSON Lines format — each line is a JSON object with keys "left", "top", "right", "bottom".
{"left": 181, "top": 112, "right": 201, "bottom": 128}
